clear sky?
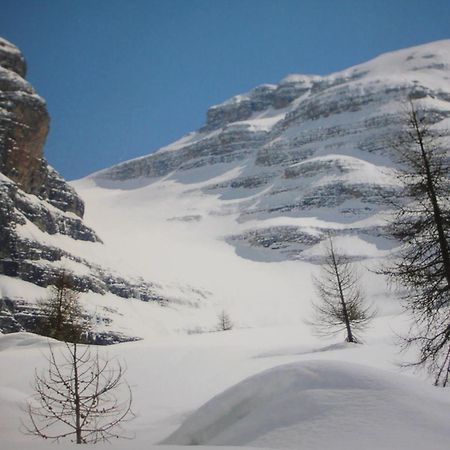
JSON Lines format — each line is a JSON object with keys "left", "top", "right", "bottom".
{"left": 2, "top": 0, "right": 450, "bottom": 180}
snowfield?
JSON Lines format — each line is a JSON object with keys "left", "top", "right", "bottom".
{"left": 1, "top": 328, "right": 450, "bottom": 450}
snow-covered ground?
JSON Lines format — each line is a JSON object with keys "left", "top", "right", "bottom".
{"left": 2, "top": 324, "right": 450, "bottom": 450}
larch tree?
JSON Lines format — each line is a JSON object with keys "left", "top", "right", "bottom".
{"left": 383, "top": 100, "right": 450, "bottom": 386}
{"left": 37, "top": 270, "right": 87, "bottom": 343}
{"left": 24, "top": 342, "right": 134, "bottom": 444}
{"left": 217, "top": 310, "right": 233, "bottom": 331}
{"left": 310, "top": 236, "right": 375, "bottom": 343}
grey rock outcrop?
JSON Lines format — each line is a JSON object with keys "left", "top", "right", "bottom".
{"left": 203, "top": 84, "right": 277, "bottom": 131}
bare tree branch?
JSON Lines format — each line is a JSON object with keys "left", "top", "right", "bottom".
{"left": 23, "top": 342, "right": 134, "bottom": 444}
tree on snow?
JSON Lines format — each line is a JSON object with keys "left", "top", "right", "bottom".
{"left": 310, "top": 236, "right": 375, "bottom": 343}
{"left": 217, "top": 310, "right": 233, "bottom": 331}
{"left": 36, "top": 270, "right": 87, "bottom": 343}
{"left": 382, "top": 100, "right": 450, "bottom": 386}
{"left": 24, "top": 341, "right": 134, "bottom": 444}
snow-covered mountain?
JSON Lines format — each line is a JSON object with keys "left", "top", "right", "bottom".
{"left": 2, "top": 39, "right": 450, "bottom": 450}
{"left": 88, "top": 40, "right": 450, "bottom": 263}
{"left": 71, "top": 40, "right": 450, "bottom": 333}
{"left": 2, "top": 39, "right": 450, "bottom": 340}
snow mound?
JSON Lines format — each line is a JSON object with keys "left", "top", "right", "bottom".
{"left": 0, "top": 332, "right": 53, "bottom": 352}
{"left": 162, "top": 360, "right": 450, "bottom": 450}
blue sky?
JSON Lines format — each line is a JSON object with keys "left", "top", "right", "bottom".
{"left": 2, "top": 0, "right": 450, "bottom": 180}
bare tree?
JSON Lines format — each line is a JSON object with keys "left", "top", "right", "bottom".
{"left": 37, "top": 270, "right": 87, "bottom": 343}
{"left": 217, "top": 310, "right": 233, "bottom": 331}
{"left": 310, "top": 236, "right": 375, "bottom": 343}
{"left": 382, "top": 100, "right": 450, "bottom": 386}
{"left": 24, "top": 342, "right": 133, "bottom": 444}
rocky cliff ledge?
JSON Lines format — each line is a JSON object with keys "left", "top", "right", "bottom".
{"left": 0, "top": 36, "right": 100, "bottom": 278}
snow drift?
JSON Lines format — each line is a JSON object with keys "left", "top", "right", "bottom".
{"left": 162, "top": 360, "right": 450, "bottom": 450}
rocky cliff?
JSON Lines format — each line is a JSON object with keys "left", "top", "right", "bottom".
{"left": 0, "top": 37, "right": 195, "bottom": 340}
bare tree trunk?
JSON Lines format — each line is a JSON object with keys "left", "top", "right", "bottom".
{"left": 329, "top": 240, "right": 354, "bottom": 343}
{"left": 410, "top": 107, "right": 450, "bottom": 290}
{"left": 56, "top": 285, "right": 64, "bottom": 338}
{"left": 72, "top": 343, "right": 82, "bottom": 444}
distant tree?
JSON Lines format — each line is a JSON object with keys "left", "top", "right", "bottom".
{"left": 310, "top": 236, "right": 375, "bottom": 343}
{"left": 382, "top": 100, "right": 450, "bottom": 386}
{"left": 217, "top": 310, "right": 233, "bottom": 331}
{"left": 37, "top": 270, "right": 87, "bottom": 343}
{"left": 24, "top": 342, "right": 133, "bottom": 444}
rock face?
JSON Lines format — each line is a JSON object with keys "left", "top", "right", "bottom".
{"left": 0, "top": 38, "right": 26, "bottom": 76}
{"left": 94, "top": 40, "right": 450, "bottom": 262}
{"left": 0, "top": 37, "right": 99, "bottom": 287}
{"left": 0, "top": 37, "right": 176, "bottom": 339}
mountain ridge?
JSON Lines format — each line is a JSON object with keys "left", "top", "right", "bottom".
{"left": 85, "top": 39, "right": 450, "bottom": 266}
{"left": 93, "top": 38, "right": 450, "bottom": 176}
